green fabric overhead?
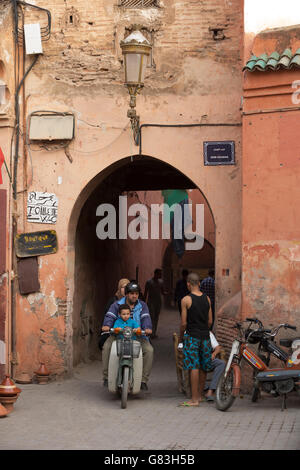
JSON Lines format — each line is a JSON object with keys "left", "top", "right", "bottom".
{"left": 161, "top": 190, "right": 188, "bottom": 222}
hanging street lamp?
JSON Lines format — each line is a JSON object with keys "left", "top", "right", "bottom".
{"left": 120, "top": 26, "right": 152, "bottom": 145}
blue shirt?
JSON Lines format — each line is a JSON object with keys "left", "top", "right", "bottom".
{"left": 113, "top": 318, "right": 140, "bottom": 339}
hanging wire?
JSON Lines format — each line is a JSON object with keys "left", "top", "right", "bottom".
{"left": 16, "top": 1, "right": 51, "bottom": 45}
{"left": 12, "top": 1, "right": 52, "bottom": 198}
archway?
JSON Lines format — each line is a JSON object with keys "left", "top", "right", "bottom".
{"left": 67, "top": 155, "right": 215, "bottom": 367}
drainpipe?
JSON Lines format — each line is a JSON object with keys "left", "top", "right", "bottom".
{"left": 10, "top": 0, "right": 39, "bottom": 377}
{"left": 10, "top": 0, "right": 19, "bottom": 379}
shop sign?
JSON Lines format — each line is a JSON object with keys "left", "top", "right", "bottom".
{"left": 15, "top": 230, "right": 58, "bottom": 257}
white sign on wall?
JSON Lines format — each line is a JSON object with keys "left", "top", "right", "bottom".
{"left": 27, "top": 191, "right": 58, "bottom": 224}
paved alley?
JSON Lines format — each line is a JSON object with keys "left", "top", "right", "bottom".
{"left": 0, "top": 308, "right": 299, "bottom": 451}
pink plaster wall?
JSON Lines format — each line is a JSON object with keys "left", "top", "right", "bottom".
{"left": 242, "top": 33, "right": 300, "bottom": 330}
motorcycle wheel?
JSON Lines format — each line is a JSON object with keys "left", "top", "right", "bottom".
{"left": 215, "top": 367, "right": 236, "bottom": 411}
{"left": 121, "top": 366, "right": 129, "bottom": 409}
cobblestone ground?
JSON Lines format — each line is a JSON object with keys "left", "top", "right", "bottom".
{"left": 1, "top": 308, "right": 300, "bottom": 450}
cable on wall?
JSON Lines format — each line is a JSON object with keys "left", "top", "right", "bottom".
{"left": 138, "top": 122, "right": 242, "bottom": 155}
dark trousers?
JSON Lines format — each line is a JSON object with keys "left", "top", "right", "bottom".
{"left": 149, "top": 302, "right": 161, "bottom": 336}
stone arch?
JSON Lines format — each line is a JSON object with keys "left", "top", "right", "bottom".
{"left": 66, "top": 154, "right": 216, "bottom": 368}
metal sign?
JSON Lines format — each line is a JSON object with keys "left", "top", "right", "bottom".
{"left": 27, "top": 191, "right": 58, "bottom": 224}
{"left": 204, "top": 141, "right": 235, "bottom": 166}
{"left": 15, "top": 230, "right": 58, "bottom": 257}
{"left": 17, "top": 257, "right": 40, "bottom": 294}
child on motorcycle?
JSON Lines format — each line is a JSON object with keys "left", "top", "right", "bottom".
{"left": 113, "top": 304, "right": 140, "bottom": 339}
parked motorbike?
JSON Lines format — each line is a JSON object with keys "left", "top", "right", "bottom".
{"left": 215, "top": 318, "right": 300, "bottom": 412}
{"left": 107, "top": 326, "right": 144, "bottom": 409}
{"left": 245, "top": 319, "right": 300, "bottom": 403}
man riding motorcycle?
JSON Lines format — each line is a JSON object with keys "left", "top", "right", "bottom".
{"left": 101, "top": 281, "right": 153, "bottom": 391}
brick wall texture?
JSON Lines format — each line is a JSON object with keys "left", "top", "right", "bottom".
{"left": 18, "top": 0, "right": 243, "bottom": 89}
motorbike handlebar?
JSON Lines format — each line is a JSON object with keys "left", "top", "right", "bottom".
{"left": 264, "top": 323, "right": 297, "bottom": 338}
{"left": 232, "top": 318, "right": 297, "bottom": 341}
{"left": 109, "top": 327, "right": 147, "bottom": 335}
{"left": 284, "top": 324, "right": 297, "bottom": 331}
{"left": 246, "top": 317, "right": 263, "bottom": 327}
{"left": 233, "top": 318, "right": 263, "bottom": 330}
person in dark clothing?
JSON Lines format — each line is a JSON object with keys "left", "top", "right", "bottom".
{"left": 178, "top": 272, "right": 213, "bottom": 407}
{"left": 144, "top": 268, "right": 165, "bottom": 338}
{"left": 174, "top": 269, "right": 189, "bottom": 315}
{"left": 200, "top": 270, "right": 215, "bottom": 328}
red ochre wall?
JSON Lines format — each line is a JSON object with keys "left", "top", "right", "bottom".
{"left": 242, "top": 33, "right": 300, "bottom": 331}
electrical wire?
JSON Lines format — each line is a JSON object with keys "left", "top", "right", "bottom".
{"left": 11, "top": 1, "right": 51, "bottom": 198}
{"left": 68, "top": 121, "right": 130, "bottom": 154}
{"left": 13, "top": 53, "right": 39, "bottom": 198}
{"left": 16, "top": 1, "right": 51, "bottom": 43}
{"left": 138, "top": 122, "right": 242, "bottom": 155}
{"left": 77, "top": 117, "right": 126, "bottom": 131}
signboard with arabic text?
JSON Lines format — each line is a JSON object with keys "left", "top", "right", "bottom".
{"left": 204, "top": 141, "right": 235, "bottom": 166}
{"left": 15, "top": 230, "right": 58, "bottom": 258}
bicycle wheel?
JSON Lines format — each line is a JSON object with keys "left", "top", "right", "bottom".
{"left": 251, "top": 385, "right": 260, "bottom": 402}
{"left": 121, "top": 366, "right": 129, "bottom": 409}
{"left": 215, "top": 367, "right": 237, "bottom": 411}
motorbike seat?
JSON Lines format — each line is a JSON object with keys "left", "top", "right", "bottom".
{"left": 256, "top": 369, "right": 300, "bottom": 382}
{"left": 280, "top": 337, "right": 300, "bottom": 348}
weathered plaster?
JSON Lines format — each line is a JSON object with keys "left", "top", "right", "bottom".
{"left": 1, "top": 0, "right": 243, "bottom": 377}
{"left": 242, "top": 28, "right": 300, "bottom": 332}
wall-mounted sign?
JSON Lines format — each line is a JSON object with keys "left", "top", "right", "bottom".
{"left": 204, "top": 141, "right": 235, "bottom": 166}
{"left": 27, "top": 191, "right": 58, "bottom": 224}
{"left": 15, "top": 230, "right": 58, "bottom": 258}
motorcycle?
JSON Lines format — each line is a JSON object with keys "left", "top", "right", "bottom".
{"left": 215, "top": 318, "right": 300, "bottom": 412}
{"left": 107, "top": 326, "right": 144, "bottom": 409}
{"left": 246, "top": 319, "right": 300, "bottom": 403}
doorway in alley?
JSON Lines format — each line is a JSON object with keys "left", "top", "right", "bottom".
{"left": 69, "top": 155, "right": 215, "bottom": 367}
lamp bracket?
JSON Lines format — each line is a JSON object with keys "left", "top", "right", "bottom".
{"left": 126, "top": 83, "right": 142, "bottom": 146}
{"left": 127, "top": 108, "right": 140, "bottom": 146}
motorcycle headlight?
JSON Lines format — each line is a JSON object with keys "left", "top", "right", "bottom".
{"left": 123, "top": 326, "right": 132, "bottom": 339}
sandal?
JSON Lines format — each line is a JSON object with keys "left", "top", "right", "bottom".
{"left": 205, "top": 396, "right": 215, "bottom": 402}
{"left": 178, "top": 401, "right": 200, "bottom": 407}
